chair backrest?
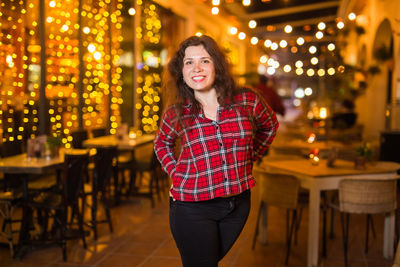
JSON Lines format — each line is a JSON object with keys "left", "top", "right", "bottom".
{"left": 92, "top": 146, "right": 118, "bottom": 192}
{"left": 91, "top": 128, "right": 107, "bottom": 138}
{"left": 71, "top": 130, "right": 88, "bottom": 149}
{"left": 253, "top": 167, "right": 300, "bottom": 210}
{"left": 339, "top": 179, "right": 397, "bottom": 214}
{"left": 62, "top": 152, "right": 90, "bottom": 205}
{"left": 0, "top": 140, "right": 23, "bottom": 158}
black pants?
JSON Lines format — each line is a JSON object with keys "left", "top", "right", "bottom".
{"left": 169, "top": 190, "right": 251, "bottom": 267}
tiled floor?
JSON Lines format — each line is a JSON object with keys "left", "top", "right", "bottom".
{"left": 0, "top": 166, "right": 397, "bottom": 266}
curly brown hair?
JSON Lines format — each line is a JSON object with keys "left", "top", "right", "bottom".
{"left": 164, "top": 35, "right": 237, "bottom": 115}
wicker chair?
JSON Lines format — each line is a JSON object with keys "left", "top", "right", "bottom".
{"left": 252, "top": 166, "right": 305, "bottom": 265}
{"left": 393, "top": 240, "right": 400, "bottom": 267}
{"left": 333, "top": 179, "right": 397, "bottom": 267}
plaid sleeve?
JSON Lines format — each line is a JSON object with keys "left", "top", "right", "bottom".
{"left": 154, "top": 106, "right": 179, "bottom": 177}
{"left": 252, "top": 93, "right": 279, "bottom": 161}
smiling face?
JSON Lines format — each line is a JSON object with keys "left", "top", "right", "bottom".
{"left": 182, "top": 45, "right": 215, "bottom": 93}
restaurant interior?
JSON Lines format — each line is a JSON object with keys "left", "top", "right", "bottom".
{"left": 0, "top": 0, "right": 400, "bottom": 266}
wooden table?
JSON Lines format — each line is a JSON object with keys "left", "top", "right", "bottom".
{"left": 260, "top": 158, "right": 400, "bottom": 267}
{"left": 82, "top": 134, "right": 155, "bottom": 150}
{"left": 270, "top": 137, "right": 357, "bottom": 158}
{"left": 0, "top": 149, "right": 90, "bottom": 257}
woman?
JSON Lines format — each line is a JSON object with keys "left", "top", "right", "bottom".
{"left": 154, "top": 35, "right": 278, "bottom": 266}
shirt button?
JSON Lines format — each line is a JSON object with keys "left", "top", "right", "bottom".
{"left": 219, "top": 142, "right": 223, "bottom": 146}
{"left": 222, "top": 160, "right": 226, "bottom": 164}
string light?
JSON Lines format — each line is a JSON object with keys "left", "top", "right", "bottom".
{"left": 284, "top": 25, "right": 292, "bottom": 33}
{"left": 248, "top": 20, "right": 257, "bottom": 29}
{"left": 242, "top": 0, "right": 251, "bottom": 7}
{"left": 229, "top": 26, "right": 238, "bottom": 35}
{"left": 250, "top": 37, "right": 258, "bottom": 45}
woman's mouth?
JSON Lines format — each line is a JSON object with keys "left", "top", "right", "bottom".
{"left": 192, "top": 76, "right": 206, "bottom": 82}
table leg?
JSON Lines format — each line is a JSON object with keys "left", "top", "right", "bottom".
{"left": 308, "top": 187, "right": 321, "bottom": 267}
{"left": 260, "top": 204, "right": 268, "bottom": 244}
{"left": 383, "top": 211, "right": 395, "bottom": 259}
{"left": 14, "top": 175, "right": 31, "bottom": 259}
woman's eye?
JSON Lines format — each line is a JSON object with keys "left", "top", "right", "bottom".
{"left": 184, "top": 61, "right": 192, "bottom": 65}
{"left": 202, "top": 59, "right": 210, "bottom": 63}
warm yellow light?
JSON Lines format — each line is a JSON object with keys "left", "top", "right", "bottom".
{"left": 317, "top": 22, "right": 326, "bottom": 30}
{"left": 264, "top": 39, "right": 272, "bottom": 47}
{"left": 315, "top": 31, "right": 323, "bottom": 39}
{"left": 295, "top": 68, "right": 304, "bottom": 75}
{"left": 238, "top": 32, "right": 246, "bottom": 40}
{"left": 260, "top": 55, "right": 268, "bottom": 64}
{"left": 242, "top": 0, "right": 251, "bottom": 6}
{"left": 327, "top": 43, "right": 335, "bottom": 51}
{"left": 212, "top": 0, "right": 220, "bottom": 5}
{"left": 296, "top": 37, "right": 305, "bottom": 45}
{"left": 49, "top": 0, "right": 56, "bottom": 7}
{"left": 310, "top": 57, "right": 318, "bottom": 65}
{"left": 318, "top": 69, "right": 325, "bottom": 76}
{"left": 283, "top": 65, "right": 291, "bottom": 72}
{"left": 319, "top": 107, "right": 328, "bottom": 119}
{"left": 309, "top": 46, "right": 317, "bottom": 54}
{"left": 195, "top": 32, "right": 202, "bottom": 37}
{"left": 337, "top": 21, "right": 344, "bottom": 29}
{"left": 93, "top": 52, "right": 101, "bottom": 60}
{"left": 279, "top": 40, "right": 287, "bottom": 48}
{"left": 88, "top": 43, "right": 96, "bottom": 53}
{"left": 211, "top": 7, "right": 219, "bottom": 15}
{"left": 128, "top": 8, "right": 136, "bottom": 16}
{"left": 284, "top": 25, "right": 292, "bottom": 33}
{"left": 348, "top": 12, "right": 356, "bottom": 21}
{"left": 295, "top": 60, "right": 303, "bottom": 68}
{"left": 229, "top": 27, "right": 238, "bottom": 35}
{"left": 327, "top": 67, "right": 335, "bottom": 75}
{"left": 250, "top": 37, "right": 258, "bottom": 45}
{"left": 307, "top": 69, "right": 315, "bottom": 76}
{"left": 270, "top": 42, "right": 278, "bottom": 50}
{"left": 304, "top": 87, "right": 313, "bottom": 96}
{"left": 248, "top": 20, "right": 257, "bottom": 29}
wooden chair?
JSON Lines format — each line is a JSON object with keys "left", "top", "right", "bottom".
{"left": 91, "top": 128, "right": 107, "bottom": 138}
{"left": 28, "top": 151, "right": 90, "bottom": 261}
{"left": 130, "top": 151, "right": 167, "bottom": 207}
{"left": 0, "top": 190, "right": 23, "bottom": 256}
{"left": 84, "top": 146, "right": 117, "bottom": 240}
{"left": 252, "top": 167, "right": 305, "bottom": 265}
{"left": 70, "top": 130, "right": 88, "bottom": 149}
{"left": 332, "top": 179, "right": 397, "bottom": 267}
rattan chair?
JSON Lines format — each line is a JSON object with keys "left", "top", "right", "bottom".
{"left": 393, "top": 240, "right": 400, "bottom": 267}
{"left": 252, "top": 166, "right": 304, "bottom": 265}
{"left": 333, "top": 179, "right": 397, "bottom": 267}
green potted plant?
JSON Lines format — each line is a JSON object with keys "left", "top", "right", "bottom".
{"left": 354, "top": 142, "right": 372, "bottom": 169}
{"left": 46, "top": 135, "right": 63, "bottom": 157}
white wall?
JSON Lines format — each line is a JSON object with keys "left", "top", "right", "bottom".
{"left": 341, "top": 0, "right": 400, "bottom": 139}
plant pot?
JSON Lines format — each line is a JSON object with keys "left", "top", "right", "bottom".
{"left": 51, "top": 146, "right": 60, "bottom": 158}
{"left": 354, "top": 156, "right": 366, "bottom": 170}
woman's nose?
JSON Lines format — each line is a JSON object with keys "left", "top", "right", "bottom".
{"left": 193, "top": 61, "right": 202, "bottom": 72}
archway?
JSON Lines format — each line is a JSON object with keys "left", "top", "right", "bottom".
{"left": 372, "top": 18, "right": 393, "bottom": 129}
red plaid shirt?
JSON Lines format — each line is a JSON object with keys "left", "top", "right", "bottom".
{"left": 154, "top": 89, "right": 278, "bottom": 202}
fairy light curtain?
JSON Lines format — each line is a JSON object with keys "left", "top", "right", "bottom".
{"left": 0, "top": 0, "right": 123, "bottom": 147}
